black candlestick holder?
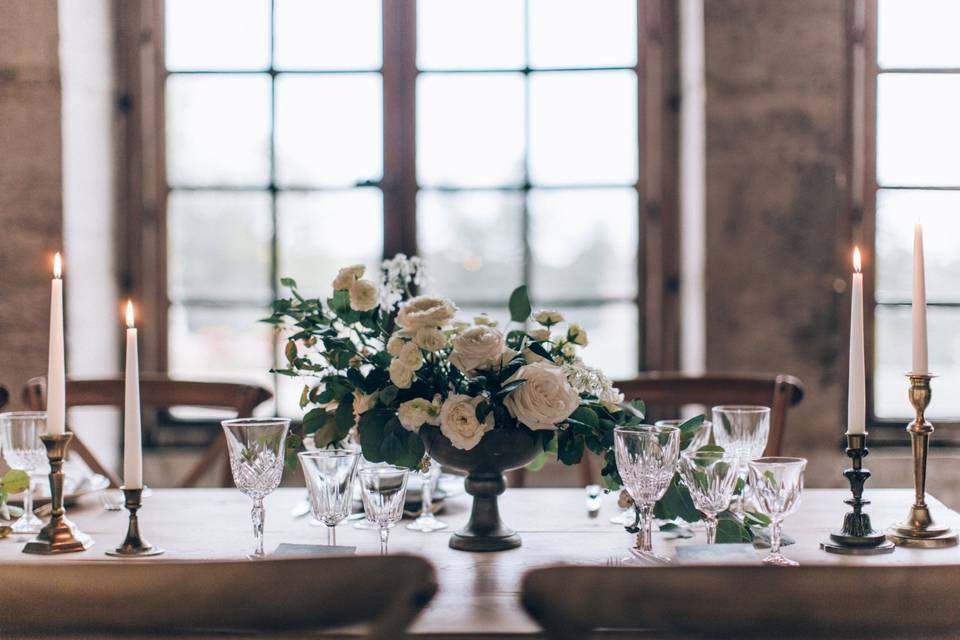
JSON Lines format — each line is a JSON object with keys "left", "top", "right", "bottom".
{"left": 105, "top": 487, "right": 163, "bottom": 557}
{"left": 820, "top": 433, "right": 895, "bottom": 555}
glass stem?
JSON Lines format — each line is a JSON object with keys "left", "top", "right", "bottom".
{"left": 23, "top": 476, "right": 34, "bottom": 521}
{"left": 770, "top": 518, "right": 783, "bottom": 557}
{"left": 251, "top": 498, "right": 265, "bottom": 557}
{"left": 379, "top": 526, "right": 389, "bottom": 555}
{"left": 328, "top": 523, "right": 336, "bottom": 547}
{"left": 705, "top": 515, "right": 718, "bottom": 544}
{"left": 637, "top": 504, "right": 654, "bottom": 553}
{"left": 420, "top": 471, "right": 432, "bottom": 519}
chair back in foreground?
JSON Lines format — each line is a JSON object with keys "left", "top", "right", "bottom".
{"left": 522, "top": 564, "right": 960, "bottom": 639}
{"left": 615, "top": 371, "right": 804, "bottom": 456}
{"left": 22, "top": 375, "right": 272, "bottom": 487}
{"left": 0, "top": 555, "right": 436, "bottom": 639}
{"left": 0, "top": 385, "right": 8, "bottom": 411}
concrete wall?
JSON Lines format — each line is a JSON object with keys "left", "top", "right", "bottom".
{"left": 0, "top": 0, "right": 63, "bottom": 408}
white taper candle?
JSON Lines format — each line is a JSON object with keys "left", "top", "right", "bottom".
{"left": 47, "top": 253, "right": 65, "bottom": 436}
{"left": 123, "top": 300, "right": 143, "bottom": 489}
{"left": 912, "top": 222, "right": 929, "bottom": 375}
{"left": 847, "top": 247, "right": 865, "bottom": 435}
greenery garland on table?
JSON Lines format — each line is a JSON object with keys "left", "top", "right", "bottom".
{"left": 265, "top": 255, "right": 767, "bottom": 544}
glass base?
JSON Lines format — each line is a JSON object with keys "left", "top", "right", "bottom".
{"left": 406, "top": 515, "right": 449, "bottom": 532}
{"left": 11, "top": 511, "right": 43, "bottom": 534}
{"left": 761, "top": 552, "right": 798, "bottom": 567}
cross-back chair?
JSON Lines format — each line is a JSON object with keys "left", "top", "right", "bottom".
{"left": 22, "top": 375, "right": 272, "bottom": 488}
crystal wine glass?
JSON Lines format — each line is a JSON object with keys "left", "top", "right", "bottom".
{"left": 298, "top": 449, "right": 360, "bottom": 546}
{"left": 407, "top": 458, "right": 447, "bottom": 532}
{"left": 655, "top": 418, "right": 713, "bottom": 451}
{"left": 711, "top": 406, "right": 770, "bottom": 512}
{"left": 359, "top": 465, "right": 409, "bottom": 555}
{"left": 678, "top": 449, "right": 739, "bottom": 544}
{"left": 0, "top": 412, "right": 48, "bottom": 534}
{"left": 748, "top": 456, "right": 807, "bottom": 566}
{"left": 221, "top": 418, "right": 290, "bottom": 559}
{"left": 614, "top": 425, "right": 680, "bottom": 562}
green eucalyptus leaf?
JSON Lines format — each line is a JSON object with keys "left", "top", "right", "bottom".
{"left": 508, "top": 285, "right": 532, "bottom": 323}
{"left": 715, "top": 514, "right": 754, "bottom": 543}
{"left": 653, "top": 474, "right": 701, "bottom": 523}
{"left": 557, "top": 430, "right": 584, "bottom": 465}
{"left": 280, "top": 277, "right": 298, "bottom": 288}
{"left": 1, "top": 470, "right": 29, "bottom": 495}
{"left": 357, "top": 411, "right": 391, "bottom": 463}
{"left": 335, "top": 395, "right": 356, "bottom": 433}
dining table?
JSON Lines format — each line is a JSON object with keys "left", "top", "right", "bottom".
{"left": 3, "top": 485, "right": 960, "bottom": 638}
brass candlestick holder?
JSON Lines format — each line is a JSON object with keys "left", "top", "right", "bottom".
{"left": 820, "top": 433, "right": 894, "bottom": 555}
{"left": 887, "top": 373, "right": 958, "bottom": 548}
{"left": 23, "top": 433, "right": 93, "bottom": 554}
{"left": 106, "top": 487, "right": 163, "bottom": 557}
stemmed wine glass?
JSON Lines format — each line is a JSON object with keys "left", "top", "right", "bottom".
{"left": 359, "top": 465, "right": 409, "bottom": 555}
{"left": 298, "top": 449, "right": 360, "bottom": 546}
{"left": 0, "top": 412, "right": 48, "bottom": 534}
{"left": 222, "top": 418, "right": 290, "bottom": 559}
{"left": 711, "top": 406, "right": 770, "bottom": 513}
{"left": 407, "top": 459, "right": 447, "bottom": 532}
{"left": 678, "top": 449, "right": 739, "bottom": 544}
{"left": 748, "top": 457, "right": 807, "bottom": 566}
{"left": 613, "top": 425, "right": 680, "bottom": 562}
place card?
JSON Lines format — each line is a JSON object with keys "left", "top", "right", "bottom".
{"left": 675, "top": 543, "right": 761, "bottom": 566}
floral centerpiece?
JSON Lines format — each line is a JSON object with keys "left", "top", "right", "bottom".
{"left": 266, "top": 255, "right": 762, "bottom": 549}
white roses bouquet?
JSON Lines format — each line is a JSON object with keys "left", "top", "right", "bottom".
{"left": 266, "top": 255, "right": 644, "bottom": 489}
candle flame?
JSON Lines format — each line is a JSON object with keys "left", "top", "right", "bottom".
{"left": 853, "top": 247, "right": 862, "bottom": 274}
{"left": 53, "top": 252, "right": 62, "bottom": 279}
{"left": 125, "top": 300, "right": 135, "bottom": 328}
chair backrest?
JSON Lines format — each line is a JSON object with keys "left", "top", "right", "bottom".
{"left": 0, "top": 385, "right": 8, "bottom": 411}
{"left": 0, "top": 555, "right": 436, "bottom": 638}
{"left": 522, "top": 565, "right": 960, "bottom": 639}
{"left": 614, "top": 372, "right": 804, "bottom": 456}
{"left": 21, "top": 375, "right": 273, "bottom": 487}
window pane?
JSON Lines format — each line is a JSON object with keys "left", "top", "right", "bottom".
{"left": 553, "top": 303, "right": 639, "bottom": 380}
{"left": 529, "top": 188, "right": 638, "bottom": 301}
{"left": 876, "top": 189, "right": 960, "bottom": 303}
{"left": 169, "top": 305, "right": 273, "bottom": 384}
{"left": 166, "top": 75, "right": 271, "bottom": 187}
{"left": 877, "top": 75, "right": 960, "bottom": 187}
{"left": 276, "top": 189, "right": 384, "bottom": 298}
{"left": 529, "top": 71, "right": 638, "bottom": 185}
{"left": 878, "top": 0, "right": 960, "bottom": 69}
{"left": 875, "top": 306, "right": 960, "bottom": 419}
{"left": 168, "top": 191, "right": 272, "bottom": 304}
{"left": 418, "top": 190, "right": 524, "bottom": 302}
{"left": 417, "top": 0, "right": 524, "bottom": 70}
{"left": 528, "top": 0, "right": 636, "bottom": 69}
{"left": 275, "top": 74, "right": 383, "bottom": 187}
{"left": 275, "top": 0, "right": 381, "bottom": 70}
{"left": 417, "top": 73, "right": 525, "bottom": 187}
{"left": 165, "top": 0, "right": 270, "bottom": 71}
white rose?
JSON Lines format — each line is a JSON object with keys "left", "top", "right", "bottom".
{"left": 503, "top": 361, "right": 580, "bottom": 430}
{"left": 399, "top": 341, "right": 424, "bottom": 370}
{"left": 567, "top": 324, "right": 588, "bottom": 346}
{"left": 332, "top": 264, "right": 365, "bottom": 290}
{"left": 529, "top": 328, "right": 551, "bottom": 342}
{"left": 561, "top": 342, "right": 577, "bottom": 359}
{"left": 397, "top": 296, "right": 457, "bottom": 333}
{"left": 386, "top": 335, "right": 405, "bottom": 357}
{"left": 353, "top": 392, "right": 377, "bottom": 420}
{"left": 449, "top": 325, "right": 506, "bottom": 374}
{"left": 414, "top": 327, "right": 448, "bottom": 352}
{"left": 389, "top": 358, "right": 415, "bottom": 389}
{"left": 440, "top": 394, "right": 494, "bottom": 450}
{"left": 534, "top": 309, "right": 564, "bottom": 326}
{"left": 398, "top": 397, "right": 441, "bottom": 432}
{"left": 348, "top": 279, "right": 379, "bottom": 311}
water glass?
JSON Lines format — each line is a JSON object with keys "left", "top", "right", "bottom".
{"left": 0, "top": 412, "right": 48, "bottom": 533}
{"left": 655, "top": 418, "right": 713, "bottom": 451}
{"left": 359, "top": 465, "right": 409, "bottom": 555}
{"left": 222, "top": 418, "right": 290, "bottom": 558}
{"left": 711, "top": 406, "right": 770, "bottom": 511}
{"left": 748, "top": 457, "right": 807, "bottom": 566}
{"left": 407, "top": 459, "right": 448, "bottom": 533}
{"left": 678, "top": 449, "right": 739, "bottom": 544}
{"left": 614, "top": 425, "right": 680, "bottom": 561}
{"left": 298, "top": 449, "right": 360, "bottom": 546}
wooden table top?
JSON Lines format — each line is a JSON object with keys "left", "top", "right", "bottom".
{"left": 3, "top": 486, "right": 960, "bottom": 638}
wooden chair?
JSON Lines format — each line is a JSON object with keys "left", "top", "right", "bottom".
{"left": 522, "top": 564, "right": 960, "bottom": 639}
{"left": 0, "top": 385, "right": 8, "bottom": 411}
{"left": 21, "top": 375, "right": 272, "bottom": 488}
{"left": 0, "top": 555, "right": 436, "bottom": 638}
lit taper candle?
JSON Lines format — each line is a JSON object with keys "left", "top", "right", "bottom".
{"left": 47, "top": 252, "right": 66, "bottom": 436}
{"left": 123, "top": 300, "right": 143, "bottom": 489}
{"left": 847, "top": 247, "right": 865, "bottom": 435}
{"left": 912, "top": 222, "right": 929, "bottom": 375}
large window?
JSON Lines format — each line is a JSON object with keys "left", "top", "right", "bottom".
{"left": 152, "top": 0, "right": 673, "bottom": 414}
{"left": 869, "top": 0, "right": 960, "bottom": 425}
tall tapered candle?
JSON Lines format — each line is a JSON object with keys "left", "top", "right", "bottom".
{"left": 912, "top": 222, "right": 929, "bottom": 375}
{"left": 847, "top": 247, "right": 865, "bottom": 435}
{"left": 123, "top": 300, "right": 143, "bottom": 489}
{"left": 47, "top": 253, "right": 65, "bottom": 436}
